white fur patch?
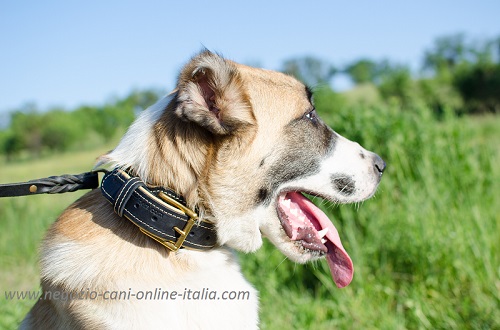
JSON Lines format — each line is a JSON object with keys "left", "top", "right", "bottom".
{"left": 96, "top": 94, "right": 174, "bottom": 179}
{"left": 39, "top": 238, "right": 259, "bottom": 329}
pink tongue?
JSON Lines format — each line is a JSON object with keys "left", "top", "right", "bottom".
{"left": 287, "top": 192, "right": 354, "bottom": 288}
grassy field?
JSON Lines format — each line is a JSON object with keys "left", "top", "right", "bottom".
{"left": 0, "top": 146, "right": 114, "bottom": 327}
{"left": 0, "top": 106, "right": 499, "bottom": 329}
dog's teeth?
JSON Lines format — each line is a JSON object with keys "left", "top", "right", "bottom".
{"left": 283, "top": 199, "right": 291, "bottom": 208}
{"left": 321, "top": 238, "right": 327, "bottom": 244}
{"left": 318, "top": 228, "right": 329, "bottom": 238}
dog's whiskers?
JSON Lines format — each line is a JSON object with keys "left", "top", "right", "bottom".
{"left": 274, "top": 256, "right": 289, "bottom": 272}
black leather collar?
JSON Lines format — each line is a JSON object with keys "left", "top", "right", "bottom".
{"left": 100, "top": 169, "right": 217, "bottom": 251}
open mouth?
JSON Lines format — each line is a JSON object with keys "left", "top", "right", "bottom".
{"left": 277, "top": 191, "right": 353, "bottom": 288}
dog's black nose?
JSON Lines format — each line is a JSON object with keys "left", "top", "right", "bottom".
{"left": 373, "top": 154, "right": 386, "bottom": 174}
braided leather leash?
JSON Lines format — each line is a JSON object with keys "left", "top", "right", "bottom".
{"left": 0, "top": 171, "right": 101, "bottom": 198}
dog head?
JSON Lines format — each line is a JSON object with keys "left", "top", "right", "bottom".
{"left": 100, "top": 50, "right": 385, "bottom": 288}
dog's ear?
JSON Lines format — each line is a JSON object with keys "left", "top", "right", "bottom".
{"left": 175, "top": 50, "right": 254, "bottom": 135}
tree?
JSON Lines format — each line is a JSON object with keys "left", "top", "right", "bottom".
{"left": 8, "top": 110, "right": 44, "bottom": 156}
{"left": 344, "top": 59, "right": 379, "bottom": 84}
{"left": 423, "top": 33, "right": 469, "bottom": 75}
{"left": 419, "top": 33, "right": 500, "bottom": 114}
{"left": 0, "top": 131, "right": 23, "bottom": 161}
{"left": 282, "top": 56, "right": 336, "bottom": 87}
{"left": 41, "top": 110, "right": 84, "bottom": 151}
{"left": 454, "top": 63, "right": 500, "bottom": 113}
{"left": 378, "top": 66, "right": 414, "bottom": 106}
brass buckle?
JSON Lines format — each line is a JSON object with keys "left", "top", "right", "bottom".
{"left": 140, "top": 191, "right": 198, "bottom": 252}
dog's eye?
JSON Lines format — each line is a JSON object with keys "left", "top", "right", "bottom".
{"left": 304, "top": 109, "right": 318, "bottom": 123}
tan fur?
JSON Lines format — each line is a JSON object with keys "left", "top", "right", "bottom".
{"left": 21, "top": 51, "right": 383, "bottom": 329}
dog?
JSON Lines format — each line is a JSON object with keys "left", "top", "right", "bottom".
{"left": 20, "top": 50, "right": 385, "bottom": 329}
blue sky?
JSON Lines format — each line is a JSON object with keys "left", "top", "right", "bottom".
{"left": 1, "top": 0, "right": 499, "bottom": 116}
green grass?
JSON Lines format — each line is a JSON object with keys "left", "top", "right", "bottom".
{"left": 0, "top": 146, "right": 112, "bottom": 327}
{"left": 1, "top": 106, "right": 499, "bottom": 329}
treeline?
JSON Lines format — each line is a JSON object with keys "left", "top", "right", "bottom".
{"left": 0, "top": 90, "right": 160, "bottom": 160}
{"left": 1, "top": 33, "right": 499, "bottom": 160}
{"left": 283, "top": 33, "right": 500, "bottom": 115}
